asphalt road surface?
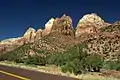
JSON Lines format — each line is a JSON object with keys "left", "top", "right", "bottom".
{"left": 0, "top": 64, "right": 80, "bottom": 80}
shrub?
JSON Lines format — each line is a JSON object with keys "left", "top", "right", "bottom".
{"left": 23, "top": 55, "right": 46, "bottom": 66}
{"left": 60, "top": 44, "right": 104, "bottom": 74}
{"left": 103, "top": 61, "right": 120, "bottom": 71}
{"left": 61, "top": 58, "right": 82, "bottom": 75}
{"left": 0, "top": 42, "right": 105, "bottom": 75}
{"left": 0, "top": 44, "right": 46, "bottom": 66}
{"left": 85, "top": 53, "right": 103, "bottom": 72}
{"left": 0, "top": 50, "right": 25, "bottom": 63}
{"left": 60, "top": 43, "right": 89, "bottom": 75}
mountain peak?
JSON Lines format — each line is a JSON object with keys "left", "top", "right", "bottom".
{"left": 42, "top": 18, "right": 55, "bottom": 36}
{"left": 62, "top": 14, "right": 67, "bottom": 17}
{"left": 25, "top": 27, "right": 36, "bottom": 32}
{"left": 51, "top": 14, "right": 75, "bottom": 37}
{"left": 45, "top": 18, "right": 54, "bottom": 30}
{"left": 23, "top": 27, "right": 36, "bottom": 41}
{"left": 77, "top": 13, "right": 105, "bottom": 28}
{"left": 35, "top": 29, "right": 43, "bottom": 39}
{"left": 75, "top": 13, "right": 110, "bottom": 37}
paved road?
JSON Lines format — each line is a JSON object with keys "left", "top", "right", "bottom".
{"left": 0, "top": 64, "right": 80, "bottom": 80}
{"left": 0, "top": 72, "right": 19, "bottom": 80}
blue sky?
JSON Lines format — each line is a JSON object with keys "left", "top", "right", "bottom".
{"left": 0, "top": 0, "right": 120, "bottom": 40}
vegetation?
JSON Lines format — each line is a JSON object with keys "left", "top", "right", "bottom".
{"left": 1, "top": 42, "right": 120, "bottom": 76}
{"left": 0, "top": 44, "right": 46, "bottom": 65}
{"left": 103, "top": 60, "right": 120, "bottom": 71}
{"left": 58, "top": 45, "right": 103, "bottom": 75}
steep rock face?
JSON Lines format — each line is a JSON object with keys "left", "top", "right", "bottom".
{"left": 23, "top": 27, "right": 36, "bottom": 42}
{"left": 0, "top": 37, "right": 28, "bottom": 45}
{"left": 83, "top": 32, "right": 120, "bottom": 61}
{"left": 0, "top": 37, "right": 28, "bottom": 53}
{"left": 75, "top": 13, "right": 110, "bottom": 37}
{"left": 35, "top": 29, "right": 43, "bottom": 39}
{"left": 0, "top": 27, "right": 41, "bottom": 53}
{"left": 31, "top": 15, "right": 76, "bottom": 54}
{"left": 77, "top": 22, "right": 120, "bottom": 61}
{"left": 100, "top": 21, "right": 120, "bottom": 33}
{"left": 42, "top": 18, "right": 54, "bottom": 36}
{"left": 0, "top": 37, "right": 22, "bottom": 45}
{"left": 51, "top": 14, "right": 75, "bottom": 37}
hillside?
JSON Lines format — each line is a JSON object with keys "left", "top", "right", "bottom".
{"left": 1, "top": 13, "right": 120, "bottom": 79}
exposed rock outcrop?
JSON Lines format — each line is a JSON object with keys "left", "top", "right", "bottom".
{"left": 75, "top": 13, "right": 110, "bottom": 37}
{"left": 42, "top": 18, "right": 54, "bottom": 36}
{"left": 35, "top": 29, "right": 43, "bottom": 39}
{"left": 27, "top": 49, "right": 36, "bottom": 55}
{"left": 0, "top": 37, "right": 22, "bottom": 45}
{"left": 23, "top": 27, "right": 36, "bottom": 42}
{"left": 0, "top": 37, "right": 28, "bottom": 45}
{"left": 0, "top": 27, "right": 37, "bottom": 53}
{"left": 51, "top": 14, "right": 75, "bottom": 37}
{"left": 0, "top": 37, "right": 28, "bottom": 53}
{"left": 100, "top": 21, "right": 120, "bottom": 33}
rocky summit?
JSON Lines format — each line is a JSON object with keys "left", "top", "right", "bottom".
{"left": 75, "top": 13, "right": 110, "bottom": 37}
{"left": 42, "top": 18, "right": 55, "bottom": 36}
{"left": 35, "top": 29, "right": 43, "bottom": 39}
{"left": 51, "top": 14, "right": 75, "bottom": 37}
{"left": 23, "top": 27, "right": 36, "bottom": 42}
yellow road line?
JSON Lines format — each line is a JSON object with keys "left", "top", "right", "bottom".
{"left": 0, "top": 70, "right": 31, "bottom": 80}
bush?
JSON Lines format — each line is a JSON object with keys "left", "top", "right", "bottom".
{"left": 61, "top": 58, "right": 82, "bottom": 75}
{"left": 0, "top": 44, "right": 46, "bottom": 66}
{"left": 23, "top": 55, "right": 46, "bottom": 66}
{"left": 60, "top": 43, "right": 89, "bottom": 75}
{"left": 0, "top": 50, "right": 25, "bottom": 63}
{"left": 103, "top": 61, "right": 120, "bottom": 71}
{"left": 60, "top": 44, "right": 104, "bottom": 75}
{"left": 0, "top": 42, "right": 105, "bottom": 75}
{"left": 85, "top": 53, "right": 103, "bottom": 72}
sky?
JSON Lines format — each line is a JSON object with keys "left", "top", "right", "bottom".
{"left": 0, "top": 0, "right": 120, "bottom": 40}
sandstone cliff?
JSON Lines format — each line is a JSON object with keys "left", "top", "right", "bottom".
{"left": 42, "top": 18, "right": 54, "bottom": 36}
{"left": 51, "top": 14, "right": 75, "bottom": 37}
{"left": 23, "top": 27, "right": 36, "bottom": 42}
{"left": 35, "top": 29, "right": 43, "bottom": 39}
{"left": 75, "top": 13, "right": 110, "bottom": 37}
{"left": 0, "top": 37, "right": 28, "bottom": 53}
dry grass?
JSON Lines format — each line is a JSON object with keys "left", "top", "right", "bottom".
{"left": 76, "top": 73, "right": 120, "bottom": 80}
{"left": 0, "top": 61, "right": 119, "bottom": 80}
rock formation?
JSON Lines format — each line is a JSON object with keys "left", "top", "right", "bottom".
{"left": 0, "top": 13, "right": 114, "bottom": 54}
{"left": 51, "top": 14, "right": 75, "bottom": 37}
{"left": 23, "top": 27, "right": 36, "bottom": 42}
{"left": 0, "top": 37, "right": 22, "bottom": 44}
{"left": 0, "top": 37, "right": 28, "bottom": 53}
{"left": 27, "top": 49, "right": 36, "bottom": 55}
{"left": 42, "top": 18, "right": 54, "bottom": 36}
{"left": 35, "top": 29, "right": 43, "bottom": 39}
{"left": 75, "top": 13, "right": 110, "bottom": 37}
{"left": 0, "top": 27, "right": 37, "bottom": 53}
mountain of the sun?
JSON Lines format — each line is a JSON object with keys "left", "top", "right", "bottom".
{"left": 1, "top": 13, "right": 120, "bottom": 60}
